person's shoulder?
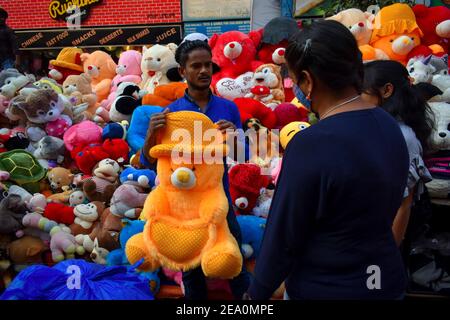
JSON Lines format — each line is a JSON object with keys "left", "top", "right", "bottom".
{"left": 166, "top": 97, "right": 187, "bottom": 111}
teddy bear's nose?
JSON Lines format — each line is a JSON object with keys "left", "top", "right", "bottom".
{"left": 88, "top": 66, "right": 93, "bottom": 70}
{"left": 177, "top": 170, "right": 190, "bottom": 183}
{"left": 278, "top": 49, "right": 285, "bottom": 56}
{"left": 235, "top": 197, "right": 248, "bottom": 209}
{"left": 358, "top": 22, "right": 364, "bottom": 27}
{"left": 91, "top": 252, "right": 97, "bottom": 260}
{"left": 439, "top": 132, "right": 447, "bottom": 138}
{"left": 229, "top": 43, "right": 235, "bottom": 49}
{"left": 171, "top": 167, "right": 196, "bottom": 190}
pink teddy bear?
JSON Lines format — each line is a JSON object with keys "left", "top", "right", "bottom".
{"left": 95, "top": 50, "right": 142, "bottom": 123}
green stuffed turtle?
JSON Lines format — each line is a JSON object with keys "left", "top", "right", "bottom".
{"left": 0, "top": 150, "right": 46, "bottom": 193}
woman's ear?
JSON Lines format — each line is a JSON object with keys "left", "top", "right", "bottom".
{"left": 382, "top": 83, "right": 394, "bottom": 99}
{"left": 300, "top": 70, "right": 314, "bottom": 96}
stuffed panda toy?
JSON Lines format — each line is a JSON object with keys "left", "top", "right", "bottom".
{"left": 109, "top": 82, "right": 143, "bottom": 122}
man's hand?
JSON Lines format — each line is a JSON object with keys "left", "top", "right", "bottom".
{"left": 148, "top": 108, "right": 170, "bottom": 135}
{"left": 215, "top": 119, "right": 236, "bottom": 133}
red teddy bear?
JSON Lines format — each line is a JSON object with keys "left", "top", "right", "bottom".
{"left": 409, "top": 5, "right": 450, "bottom": 59}
{"left": 209, "top": 31, "right": 262, "bottom": 87}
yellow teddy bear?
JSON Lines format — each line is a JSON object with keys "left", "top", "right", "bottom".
{"left": 126, "top": 111, "right": 242, "bottom": 279}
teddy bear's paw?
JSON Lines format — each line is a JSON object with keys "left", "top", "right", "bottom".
{"left": 125, "top": 233, "right": 157, "bottom": 271}
{"left": 76, "top": 246, "right": 86, "bottom": 256}
{"left": 64, "top": 244, "right": 76, "bottom": 254}
{"left": 53, "top": 254, "right": 65, "bottom": 262}
{"left": 201, "top": 247, "right": 242, "bottom": 279}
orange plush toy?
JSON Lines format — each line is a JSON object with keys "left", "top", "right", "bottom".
{"left": 126, "top": 111, "right": 242, "bottom": 279}
{"left": 141, "top": 82, "right": 188, "bottom": 107}
{"left": 80, "top": 51, "right": 117, "bottom": 104}
{"left": 364, "top": 3, "right": 423, "bottom": 65}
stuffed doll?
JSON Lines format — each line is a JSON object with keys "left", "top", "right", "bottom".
{"left": 48, "top": 47, "right": 84, "bottom": 84}
{"left": 7, "top": 236, "right": 49, "bottom": 272}
{"left": 253, "top": 187, "right": 274, "bottom": 219}
{"left": 75, "top": 207, "right": 122, "bottom": 259}
{"left": 47, "top": 167, "right": 74, "bottom": 192}
{"left": 107, "top": 219, "right": 145, "bottom": 266}
{"left": 209, "top": 31, "right": 262, "bottom": 87}
{"left": 102, "top": 138, "right": 130, "bottom": 166}
{"left": 63, "top": 120, "right": 103, "bottom": 159}
{"left": 236, "top": 215, "right": 266, "bottom": 260}
{"left": 245, "top": 64, "right": 284, "bottom": 110}
{"left": 78, "top": 158, "right": 121, "bottom": 205}
{"left": 252, "top": 17, "right": 299, "bottom": 66}
{"left": 49, "top": 225, "right": 85, "bottom": 262}
{"left": 43, "top": 202, "right": 75, "bottom": 225}
{"left": 363, "top": 3, "right": 425, "bottom": 65}
{"left": 33, "top": 77, "right": 63, "bottom": 94}
{"left": 327, "top": 8, "right": 374, "bottom": 47}
{"left": 33, "top": 136, "right": 66, "bottom": 166}
{"left": 110, "top": 184, "right": 148, "bottom": 219}
{"left": 228, "top": 163, "right": 269, "bottom": 215}
{"left": 126, "top": 105, "right": 163, "bottom": 154}
{"left": 233, "top": 97, "right": 277, "bottom": 130}
{"left": 96, "top": 82, "right": 143, "bottom": 123}
{"left": 63, "top": 73, "right": 98, "bottom": 117}
{"left": 10, "top": 89, "right": 74, "bottom": 143}
{"left": 274, "top": 102, "right": 310, "bottom": 129}
{"left": 99, "top": 50, "right": 143, "bottom": 113}
{"left": 120, "top": 167, "right": 157, "bottom": 190}
{"left": 214, "top": 71, "right": 255, "bottom": 101}
{"left": 407, "top": 55, "right": 435, "bottom": 84}
{"left": 126, "top": 111, "right": 242, "bottom": 279}
{"left": 140, "top": 44, "right": 180, "bottom": 94}
{"left": 412, "top": 5, "right": 450, "bottom": 56}
{"left": 102, "top": 120, "right": 129, "bottom": 140}
{"left": 69, "top": 201, "right": 104, "bottom": 236}
{"left": 141, "top": 82, "right": 188, "bottom": 107}
{"left": 0, "top": 194, "right": 27, "bottom": 234}
{"left": 80, "top": 51, "right": 117, "bottom": 103}
{"left": 74, "top": 144, "right": 110, "bottom": 175}
{"left": 0, "top": 69, "right": 36, "bottom": 99}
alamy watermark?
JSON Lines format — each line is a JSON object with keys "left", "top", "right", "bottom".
{"left": 66, "top": 265, "right": 81, "bottom": 290}
{"left": 169, "top": 121, "right": 280, "bottom": 175}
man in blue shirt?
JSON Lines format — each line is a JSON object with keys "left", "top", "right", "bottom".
{"left": 141, "top": 40, "right": 250, "bottom": 300}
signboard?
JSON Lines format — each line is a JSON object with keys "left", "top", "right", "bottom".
{"left": 295, "top": 0, "right": 331, "bottom": 17}
{"left": 49, "top": 0, "right": 103, "bottom": 21}
{"left": 15, "top": 25, "right": 182, "bottom": 50}
{"left": 184, "top": 20, "right": 251, "bottom": 38}
{"left": 182, "top": 0, "right": 251, "bottom": 21}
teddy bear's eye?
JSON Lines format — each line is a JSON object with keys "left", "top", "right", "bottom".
{"left": 348, "top": 26, "right": 352, "bottom": 29}
{"left": 410, "top": 68, "right": 414, "bottom": 73}
{"left": 157, "top": 58, "right": 161, "bottom": 62}
{"left": 50, "top": 101, "right": 56, "bottom": 107}
{"left": 37, "top": 110, "right": 45, "bottom": 116}
{"left": 390, "top": 39, "right": 393, "bottom": 43}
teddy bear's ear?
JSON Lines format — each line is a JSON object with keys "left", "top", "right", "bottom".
{"left": 327, "top": 12, "right": 342, "bottom": 22}
{"left": 142, "top": 46, "right": 148, "bottom": 54}
{"left": 364, "top": 11, "right": 375, "bottom": 23}
{"left": 43, "top": 88, "right": 59, "bottom": 102}
{"left": 107, "top": 58, "right": 117, "bottom": 72}
{"left": 80, "top": 53, "right": 90, "bottom": 63}
{"left": 209, "top": 34, "right": 219, "bottom": 49}
{"left": 166, "top": 43, "right": 178, "bottom": 55}
{"left": 248, "top": 29, "right": 263, "bottom": 48}
{"left": 75, "top": 52, "right": 82, "bottom": 66}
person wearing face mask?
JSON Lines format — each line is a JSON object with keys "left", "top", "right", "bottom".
{"left": 244, "top": 20, "right": 410, "bottom": 300}
{"left": 0, "top": 7, "right": 19, "bottom": 71}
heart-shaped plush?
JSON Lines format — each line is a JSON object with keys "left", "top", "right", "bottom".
{"left": 215, "top": 72, "right": 254, "bottom": 101}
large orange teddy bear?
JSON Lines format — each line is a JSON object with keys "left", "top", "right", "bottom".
{"left": 80, "top": 51, "right": 117, "bottom": 104}
{"left": 126, "top": 111, "right": 242, "bottom": 279}
{"left": 361, "top": 3, "right": 423, "bottom": 65}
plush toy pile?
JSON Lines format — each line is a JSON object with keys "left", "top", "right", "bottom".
{"left": 1, "top": 4, "right": 449, "bottom": 299}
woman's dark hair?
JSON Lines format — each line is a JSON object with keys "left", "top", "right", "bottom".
{"left": 285, "top": 19, "right": 364, "bottom": 93}
{"left": 0, "top": 7, "right": 7, "bottom": 19}
{"left": 363, "top": 60, "right": 434, "bottom": 153}
{"left": 175, "top": 40, "right": 212, "bottom": 67}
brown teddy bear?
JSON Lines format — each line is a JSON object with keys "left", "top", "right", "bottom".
{"left": 7, "top": 236, "right": 48, "bottom": 272}
{"left": 78, "top": 158, "right": 120, "bottom": 205}
{"left": 47, "top": 167, "right": 74, "bottom": 192}
{"left": 63, "top": 73, "right": 98, "bottom": 117}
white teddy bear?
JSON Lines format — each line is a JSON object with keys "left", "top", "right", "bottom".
{"left": 140, "top": 43, "right": 179, "bottom": 94}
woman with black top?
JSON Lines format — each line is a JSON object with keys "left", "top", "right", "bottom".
{"left": 246, "top": 20, "right": 410, "bottom": 300}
